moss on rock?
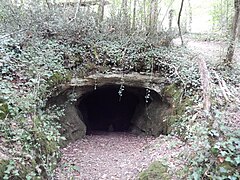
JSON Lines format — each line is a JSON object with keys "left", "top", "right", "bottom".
{"left": 138, "top": 161, "right": 171, "bottom": 180}
{"left": 161, "top": 84, "right": 192, "bottom": 134}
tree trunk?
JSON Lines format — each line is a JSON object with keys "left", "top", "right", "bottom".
{"left": 225, "top": 0, "right": 240, "bottom": 64}
{"left": 143, "top": 0, "right": 147, "bottom": 31}
{"left": 98, "top": 0, "right": 105, "bottom": 23}
{"left": 187, "top": 0, "right": 192, "bottom": 32}
{"left": 177, "top": 0, "right": 184, "bottom": 46}
{"left": 149, "top": 0, "right": 158, "bottom": 34}
{"left": 168, "top": 9, "right": 174, "bottom": 32}
{"left": 148, "top": 0, "right": 153, "bottom": 32}
{"left": 153, "top": 0, "right": 158, "bottom": 32}
{"left": 121, "top": 0, "right": 129, "bottom": 33}
{"left": 160, "top": 0, "right": 175, "bottom": 30}
{"left": 132, "top": 0, "right": 137, "bottom": 32}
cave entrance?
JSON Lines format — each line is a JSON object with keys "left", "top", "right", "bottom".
{"left": 77, "top": 85, "right": 140, "bottom": 134}
{"left": 47, "top": 74, "right": 174, "bottom": 144}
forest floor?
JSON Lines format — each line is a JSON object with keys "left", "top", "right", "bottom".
{"left": 54, "top": 132, "right": 187, "bottom": 180}
{"left": 54, "top": 37, "right": 240, "bottom": 180}
{"left": 174, "top": 35, "right": 240, "bottom": 65}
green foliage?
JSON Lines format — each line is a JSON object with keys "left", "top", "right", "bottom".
{"left": 172, "top": 65, "right": 240, "bottom": 179}
{"left": 187, "top": 121, "right": 240, "bottom": 180}
{"left": 0, "top": 160, "right": 9, "bottom": 178}
{"left": 0, "top": 18, "right": 201, "bottom": 178}
{"left": 0, "top": 99, "right": 9, "bottom": 119}
{"left": 0, "top": 35, "right": 68, "bottom": 178}
{"left": 138, "top": 161, "right": 170, "bottom": 180}
{"left": 210, "top": 0, "right": 234, "bottom": 35}
{"left": 0, "top": 1, "right": 239, "bottom": 179}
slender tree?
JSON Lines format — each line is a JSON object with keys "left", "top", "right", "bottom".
{"left": 121, "top": 0, "right": 129, "bottom": 33}
{"left": 187, "top": 0, "right": 192, "bottom": 32}
{"left": 159, "top": 0, "right": 175, "bottom": 30}
{"left": 225, "top": 0, "right": 240, "bottom": 64}
{"left": 148, "top": 0, "right": 158, "bottom": 34}
{"left": 153, "top": 0, "right": 158, "bottom": 32}
{"left": 143, "top": 0, "right": 147, "bottom": 30}
{"left": 98, "top": 0, "right": 105, "bottom": 23}
{"left": 178, "top": 0, "right": 184, "bottom": 46}
{"left": 168, "top": 9, "right": 174, "bottom": 32}
{"left": 132, "top": 0, "right": 137, "bottom": 31}
{"left": 149, "top": 0, "right": 153, "bottom": 32}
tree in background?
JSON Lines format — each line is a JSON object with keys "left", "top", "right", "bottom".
{"left": 98, "top": 0, "right": 105, "bottom": 23}
{"left": 121, "top": 0, "right": 130, "bottom": 33}
{"left": 211, "top": 0, "right": 234, "bottom": 34}
{"left": 131, "top": 0, "right": 137, "bottom": 31}
{"left": 225, "top": 0, "right": 240, "bottom": 64}
{"left": 148, "top": 0, "right": 158, "bottom": 34}
{"left": 187, "top": 0, "right": 192, "bottom": 32}
{"left": 168, "top": 9, "right": 174, "bottom": 32}
{"left": 178, "top": 0, "right": 184, "bottom": 45}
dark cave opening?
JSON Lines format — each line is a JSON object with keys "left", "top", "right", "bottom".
{"left": 77, "top": 85, "right": 141, "bottom": 134}
{"left": 47, "top": 75, "right": 174, "bottom": 143}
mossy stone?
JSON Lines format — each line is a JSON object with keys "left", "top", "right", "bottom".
{"left": 138, "top": 161, "right": 171, "bottom": 180}
{"left": 161, "top": 84, "right": 193, "bottom": 135}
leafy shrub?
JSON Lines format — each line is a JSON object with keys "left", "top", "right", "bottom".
{"left": 173, "top": 66, "right": 240, "bottom": 179}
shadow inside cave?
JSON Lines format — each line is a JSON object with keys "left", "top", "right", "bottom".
{"left": 77, "top": 85, "right": 140, "bottom": 134}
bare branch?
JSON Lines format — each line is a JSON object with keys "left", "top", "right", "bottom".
{"left": 68, "top": 0, "right": 81, "bottom": 24}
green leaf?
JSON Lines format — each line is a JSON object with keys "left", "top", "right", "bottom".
{"left": 12, "top": 169, "right": 19, "bottom": 176}
{"left": 5, "top": 164, "right": 15, "bottom": 174}
{"left": 234, "top": 156, "right": 240, "bottom": 165}
{"left": 220, "top": 151, "right": 228, "bottom": 157}
{"left": 72, "top": 165, "right": 81, "bottom": 172}
{"left": 26, "top": 172, "right": 36, "bottom": 180}
{"left": 228, "top": 176, "right": 238, "bottom": 180}
{"left": 3, "top": 175, "right": 9, "bottom": 180}
{"left": 219, "top": 167, "right": 228, "bottom": 173}
{"left": 192, "top": 171, "right": 201, "bottom": 180}
{"left": 225, "top": 156, "right": 233, "bottom": 163}
{"left": 26, "top": 175, "right": 32, "bottom": 180}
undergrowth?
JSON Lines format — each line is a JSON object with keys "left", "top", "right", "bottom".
{"left": 0, "top": 1, "right": 239, "bottom": 179}
{"left": 170, "top": 65, "right": 240, "bottom": 179}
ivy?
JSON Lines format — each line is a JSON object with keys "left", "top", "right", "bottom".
{"left": 0, "top": 1, "right": 239, "bottom": 179}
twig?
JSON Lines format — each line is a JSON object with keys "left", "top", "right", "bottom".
{"left": 68, "top": 0, "right": 81, "bottom": 24}
{"left": 213, "top": 71, "right": 238, "bottom": 102}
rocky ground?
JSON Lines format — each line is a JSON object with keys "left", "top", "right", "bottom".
{"left": 54, "top": 132, "right": 187, "bottom": 180}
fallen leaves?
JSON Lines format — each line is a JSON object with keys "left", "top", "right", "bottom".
{"left": 54, "top": 132, "right": 187, "bottom": 180}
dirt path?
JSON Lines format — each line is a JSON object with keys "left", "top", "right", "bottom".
{"left": 54, "top": 132, "right": 186, "bottom": 180}
{"left": 173, "top": 37, "right": 240, "bottom": 65}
